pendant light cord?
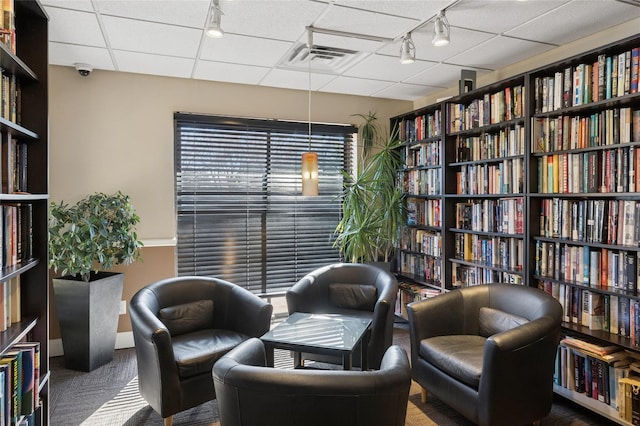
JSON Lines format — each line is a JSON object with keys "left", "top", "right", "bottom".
{"left": 308, "top": 30, "right": 312, "bottom": 151}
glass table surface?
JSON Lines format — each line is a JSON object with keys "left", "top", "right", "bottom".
{"left": 261, "top": 312, "right": 371, "bottom": 351}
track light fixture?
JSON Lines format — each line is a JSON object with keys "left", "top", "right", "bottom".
{"left": 432, "top": 10, "right": 450, "bottom": 47}
{"left": 399, "top": 33, "right": 415, "bottom": 64}
{"left": 206, "top": 0, "right": 224, "bottom": 38}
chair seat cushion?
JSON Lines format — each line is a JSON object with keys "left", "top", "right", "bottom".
{"left": 419, "top": 335, "right": 486, "bottom": 388}
{"left": 172, "top": 329, "right": 248, "bottom": 378}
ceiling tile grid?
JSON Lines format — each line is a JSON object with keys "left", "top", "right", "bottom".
{"left": 41, "top": 0, "right": 640, "bottom": 101}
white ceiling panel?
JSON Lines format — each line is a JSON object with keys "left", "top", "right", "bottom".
{"left": 44, "top": 0, "right": 640, "bottom": 101}
{"left": 505, "top": 0, "right": 640, "bottom": 45}
{"left": 41, "top": 0, "right": 95, "bottom": 12}
{"left": 201, "top": 34, "right": 293, "bottom": 67}
{"left": 447, "top": 35, "right": 556, "bottom": 71}
{"left": 320, "top": 75, "right": 397, "bottom": 97}
{"left": 344, "top": 54, "right": 437, "bottom": 81}
{"left": 46, "top": 7, "right": 106, "bottom": 47}
{"left": 336, "top": 0, "right": 448, "bottom": 20}
{"left": 49, "top": 42, "right": 116, "bottom": 70}
{"left": 102, "top": 16, "right": 203, "bottom": 58}
{"left": 222, "top": 1, "right": 328, "bottom": 41}
{"left": 373, "top": 82, "right": 441, "bottom": 101}
{"left": 446, "top": 0, "right": 570, "bottom": 34}
{"left": 260, "top": 68, "right": 336, "bottom": 91}
{"left": 194, "top": 61, "right": 271, "bottom": 85}
{"left": 315, "top": 4, "right": 418, "bottom": 39}
{"left": 94, "top": 0, "right": 210, "bottom": 27}
{"left": 114, "top": 50, "right": 196, "bottom": 78}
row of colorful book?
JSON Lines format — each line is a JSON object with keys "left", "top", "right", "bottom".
{"left": 538, "top": 198, "right": 640, "bottom": 247}
{"left": 534, "top": 46, "right": 640, "bottom": 114}
{"left": 404, "top": 140, "right": 440, "bottom": 168}
{"left": 541, "top": 282, "right": 640, "bottom": 340}
{"left": 0, "top": 341, "right": 40, "bottom": 426}
{"left": 536, "top": 242, "right": 639, "bottom": 292}
{"left": 537, "top": 146, "right": 640, "bottom": 195}
{"left": 447, "top": 85, "right": 525, "bottom": 133}
{"left": 455, "top": 198, "right": 524, "bottom": 234}
{"left": 455, "top": 158, "right": 524, "bottom": 195}
{"left": 532, "top": 108, "right": 639, "bottom": 152}
{"left": 455, "top": 125, "right": 524, "bottom": 162}
{"left": 397, "top": 110, "right": 441, "bottom": 143}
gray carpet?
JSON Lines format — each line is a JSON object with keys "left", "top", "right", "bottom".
{"left": 50, "top": 324, "right": 619, "bottom": 425}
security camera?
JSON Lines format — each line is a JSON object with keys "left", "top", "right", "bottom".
{"left": 74, "top": 63, "right": 93, "bottom": 77}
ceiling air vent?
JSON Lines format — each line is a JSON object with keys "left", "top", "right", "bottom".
{"left": 277, "top": 42, "right": 367, "bottom": 75}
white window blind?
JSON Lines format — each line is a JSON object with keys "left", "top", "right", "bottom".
{"left": 174, "top": 113, "right": 355, "bottom": 295}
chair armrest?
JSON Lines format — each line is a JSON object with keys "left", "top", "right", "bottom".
{"left": 478, "top": 316, "right": 561, "bottom": 421}
{"left": 130, "top": 294, "right": 181, "bottom": 416}
{"left": 286, "top": 276, "right": 320, "bottom": 314}
{"left": 228, "top": 287, "right": 273, "bottom": 337}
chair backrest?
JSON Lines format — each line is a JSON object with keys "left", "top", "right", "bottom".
{"left": 213, "top": 338, "right": 411, "bottom": 426}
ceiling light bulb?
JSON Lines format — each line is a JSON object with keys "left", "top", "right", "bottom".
{"left": 399, "top": 33, "right": 415, "bottom": 65}
{"left": 432, "top": 11, "right": 450, "bottom": 47}
{"left": 206, "top": 1, "right": 224, "bottom": 38}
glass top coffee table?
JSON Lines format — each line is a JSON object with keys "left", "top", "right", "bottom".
{"left": 261, "top": 312, "right": 372, "bottom": 370}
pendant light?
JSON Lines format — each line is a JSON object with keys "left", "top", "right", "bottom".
{"left": 302, "top": 29, "right": 318, "bottom": 196}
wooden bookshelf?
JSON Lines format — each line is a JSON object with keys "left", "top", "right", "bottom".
{"left": 0, "top": 1, "right": 50, "bottom": 425}
{"left": 393, "top": 33, "right": 640, "bottom": 424}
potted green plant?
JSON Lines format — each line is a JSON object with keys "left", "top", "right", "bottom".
{"left": 49, "top": 191, "right": 143, "bottom": 371}
{"left": 333, "top": 112, "right": 405, "bottom": 267}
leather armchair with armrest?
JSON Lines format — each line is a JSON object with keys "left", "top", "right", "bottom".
{"left": 286, "top": 263, "right": 398, "bottom": 370}
{"left": 212, "top": 337, "right": 411, "bottom": 426}
{"left": 407, "top": 283, "right": 562, "bottom": 426}
{"left": 129, "top": 276, "right": 273, "bottom": 426}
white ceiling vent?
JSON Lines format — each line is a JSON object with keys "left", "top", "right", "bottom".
{"left": 277, "top": 42, "right": 368, "bottom": 75}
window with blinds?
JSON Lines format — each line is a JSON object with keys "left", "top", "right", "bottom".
{"left": 174, "top": 113, "right": 356, "bottom": 295}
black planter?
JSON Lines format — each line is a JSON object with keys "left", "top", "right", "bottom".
{"left": 53, "top": 271, "right": 124, "bottom": 372}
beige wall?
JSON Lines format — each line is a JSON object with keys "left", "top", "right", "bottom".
{"left": 48, "top": 68, "right": 411, "bottom": 338}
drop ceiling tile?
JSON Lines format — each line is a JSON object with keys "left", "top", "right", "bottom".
{"left": 194, "top": 60, "right": 271, "bottom": 85}
{"left": 505, "top": 0, "right": 640, "bottom": 45}
{"left": 102, "top": 15, "right": 202, "bottom": 58}
{"left": 222, "top": 1, "right": 329, "bottom": 41}
{"left": 114, "top": 50, "right": 195, "bottom": 78}
{"left": 94, "top": 0, "right": 209, "bottom": 28}
{"left": 447, "top": 36, "right": 555, "bottom": 71}
{"left": 335, "top": 1, "right": 448, "bottom": 20}
{"left": 344, "top": 54, "right": 437, "bottom": 81}
{"left": 315, "top": 4, "right": 418, "bottom": 40}
{"left": 260, "top": 69, "right": 336, "bottom": 91}
{"left": 45, "top": 7, "right": 106, "bottom": 47}
{"left": 320, "top": 76, "right": 396, "bottom": 97}
{"left": 49, "top": 42, "right": 116, "bottom": 70}
{"left": 445, "top": 0, "right": 570, "bottom": 34}
{"left": 41, "top": 0, "right": 95, "bottom": 12}
{"left": 200, "top": 34, "right": 293, "bottom": 67}
{"left": 372, "top": 82, "right": 439, "bottom": 101}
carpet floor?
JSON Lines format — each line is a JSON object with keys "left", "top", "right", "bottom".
{"left": 50, "top": 323, "right": 619, "bottom": 425}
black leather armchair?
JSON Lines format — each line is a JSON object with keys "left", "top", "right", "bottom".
{"left": 129, "top": 276, "right": 273, "bottom": 426}
{"left": 286, "top": 263, "right": 398, "bottom": 369}
{"left": 407, "top": 283, "right": 562, "bottom": 426}
{"left": 212, "top": 337, "right": 411, "bottom": 426}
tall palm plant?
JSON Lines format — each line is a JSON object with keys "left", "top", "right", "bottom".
{"left": 334, "top": 113, "right": 405, "bottom": 263}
